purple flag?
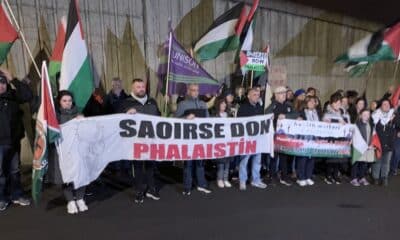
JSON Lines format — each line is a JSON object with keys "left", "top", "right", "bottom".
{"left": 158, "top": 32, "right": 220, "bottom": 96}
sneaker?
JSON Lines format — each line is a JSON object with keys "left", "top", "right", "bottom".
{"left": 224, "top": 181, "right": 232, "bottom": 188}
{"left": 182, "top": 190, "right": 191, "bottom": 196}
{"left": 306, "top": 179, "right": 315, "bottom": 186}
{"left": 251, "top": 181, "right": 267, "bottom": 189}
{"left": 279, "top": 179, "right": 292, "bottom": 186}
{"left": 67, "top": 201, "right": 78, "bottom": 214}
{"left": 12, "top": 197, "right": 31, "bottom": 206}
{"left": 76, "top": 199, "right": 88, "bottom": 212}
{"left": 324, "top": 177, "right": 334, "bottom": 185}
{"left": 197, "top": 187, "right": 212, "bottom": 194}
{"left": 0, "top": 201, "right": 9, "bottom": 211}
{"left": 296, "top": 180, "right": 307, "bottom": 187}
{"left": 334, "top": 177, "right": 342, "bottom": 185}
{"left": 350, "top": 179, "right": 360, "bottom": 187}
{"left": 217, "top": 180, "right": 225, "bottom": 188}
{"left": 134, "top": 193, "right": 144, "bottom": 204}
{"left": 359, "top": 178, "right": 370, "bottom": 186}
{"left": 145, "top": 190, "right": 161, "bottom": 201}
{"left": 239, "top": 182, "right": 246, "bottom": 191}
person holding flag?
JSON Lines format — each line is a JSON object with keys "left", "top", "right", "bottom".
{"left": 0, "top": 69, "right": 32, "bottom": 211}
{"left": 371, "top": 99, "right": 400, "bottom": 186}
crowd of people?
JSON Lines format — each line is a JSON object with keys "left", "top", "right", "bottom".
{"left": 1, "top": 68, "right": 400, "bottom": 215}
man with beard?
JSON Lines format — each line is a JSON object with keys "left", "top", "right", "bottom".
{"left": 119, "top": 78, "right": 161, "bottom": 204}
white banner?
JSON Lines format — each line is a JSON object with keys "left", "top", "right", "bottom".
{"left": 58, "top": 113, "right": 274, "bottom": 188}
{"left": 275, "top": 119, "right": 354, "bottom": 158}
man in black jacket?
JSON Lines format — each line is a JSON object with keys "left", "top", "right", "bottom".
{"left": 265, "top": 86, "right": 299, "bottom": 186}
{"left": 371, "top": 99, "right": 400, "bottom": 186}
{"left": 237, "top": 88, "right": 267, "bottom": 190}
{"left": 119, "top": 78, "right": 161, "bottom": 204}
{"left": 0, "top": 70, "right": 32, "bottom": 211}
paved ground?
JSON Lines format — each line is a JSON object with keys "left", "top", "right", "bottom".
{"left": 0, "top": 165, "right": 399, "bottom": 240}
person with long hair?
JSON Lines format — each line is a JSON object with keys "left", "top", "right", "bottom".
{"left": 350, "top": 109, "right": 374, "bottom": 186}
{"left": 47, "top": 90, "right": 87, "bottom": 214}
{"left": 214, "top": 99, "right": 232, "bottom": 188}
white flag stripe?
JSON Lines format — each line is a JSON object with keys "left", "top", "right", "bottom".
{"left": 59, "top": 25, "right": 88, "bottom": 90}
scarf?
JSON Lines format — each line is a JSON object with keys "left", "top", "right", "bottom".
{"left": 131, "top": 92, "right": 148, "bottom": 105}
{"left": 372, "top": 108, "right": 394, "bottom": 126}
{"left": 304, "top": 109, "right": 319, "bottom": 121}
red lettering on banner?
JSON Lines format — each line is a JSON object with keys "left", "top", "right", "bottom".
{"left": 150, "top": 144, "right": 165, "bottom": 160}
{"left": 181, "top": 145, "right": 190, "bottom": 159}
{"left": 206, "top": 144, "right": 213, "bottom": 159}
{"left": 214, "top": 143, "right": 226, "bottom": 157}
{"left": 166, "top": 144, "right": 181, "bottom": 159}
{"left": 245, "top": 141, "right": 257, "bottom": 154}
{"left": 227, "top": 142, "right": 238, "bottom": 155}
{"left": 134, "top": 143, "right": 149, "bottom": 159}
{"left": 192, "top": 144, "right": 205, "bottom": 159}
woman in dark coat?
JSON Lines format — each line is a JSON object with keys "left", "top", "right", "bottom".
{"left": 48, "top": 90, "right": 87, "bottom": 214}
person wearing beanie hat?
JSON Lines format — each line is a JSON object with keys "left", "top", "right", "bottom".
{"left": 294, "top": 89, "right": 306, "bottom": 98}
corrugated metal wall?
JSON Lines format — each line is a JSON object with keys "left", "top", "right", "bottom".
{"left": 3, "top": 0, "right": 395, "bottom": 102}
{"left": 4, "top": 0, "right": 397, "bottom": 161}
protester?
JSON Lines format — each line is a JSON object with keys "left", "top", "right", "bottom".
{"left": 0, "top": 70, "right": 32, "bottom": 211}
{"left": 120, "top": 78, "right": 161, "bottom": 203}
{"left": 104, "top": 77, "right": 128, "bottom": 114}
{"left": 47, "top": 90, "right": 87, "bottom": 214}
{"left": 175, "top": 83, "right": 212, "bottom": 195}
{"left": 293, "top": 89, "right": 306, "bottom": 112}
{"left": 214, "top": 99, "right": 232, "bottom": 188}
{"left": 236, "top": 88, "right": 267, "bottom": 190}
{"left": 322, "top": 92, "right": 349, "bottom": 184}
{"left": 296, "top": 96, "right": 319, "bottom": 186}
{"left": 371, "top": 99, "right": 400, "bottom": 186}
{"left": 349, "top": 98, "right": 366, "bottom": 123}
{"left": 351, "top": 109, "right": 374, "bottom": 186}
{"left": 266, "top": 86, "right": 299, "bottom": 186}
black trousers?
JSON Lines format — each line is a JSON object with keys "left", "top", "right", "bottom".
{"left": 134, "top": 161, "right": 156, "bottom": 193}
{"left": 278, "top": 153, "right": 293, "bottom": 181}
{"left": 63, "top": 184, "right": 85, "bottom": 202}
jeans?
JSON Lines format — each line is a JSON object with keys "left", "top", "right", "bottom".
{"left": 297, "top": 157, "right": 314, "bottom": 180}
{"left": 390, "top": 137, "right": 400, "bottom": 174}
{"left": 0, "top": 144, "right": 23, "bottom": 201}
{"left": 239, "top": 154, "right": 261, "bottom": 184}
{"left": 372, "top": 151, "right": 392, "bottom": 180}
{"left": 217, "top": 158, "right": 231, "bottom": 181}
{"left": 183, "top": 160, "right": 207, "bottom": 190}
{"left": 134, "top": 161, "right": 156, "bottom": 193}
{"left": 351, "top": 162, "right": 368, "bottom": 179}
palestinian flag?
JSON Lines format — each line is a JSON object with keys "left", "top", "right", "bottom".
{"left": 391, "top": 85, "right": 400, "bottom": 108}
{"left": 32, "top": 61, "right": 61, "bottom": 204}
{"left": 49, "top": 16, "right": 66, "bottom": 96}
{"left": 193, "top": 2, "right": 247, "bottom": 62}
{"left": 0, "top": 1, "right": 18, "bottom": 65}
{"left": 351, "top": 127, "right": 369, "bottom": 164}
{"left": 371, "top": 131, "right": 382, "bottom": 160}
{"left": 59, "top": 0, "right": 94, "bottom": 111}
{"left": 352, "top": 127, "right": 382, "bottom": 164}
{"left": 335, "top": 20, "right": 400, "bottom": 75}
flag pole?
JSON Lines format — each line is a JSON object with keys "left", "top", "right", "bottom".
{"left": 4, "top": 0, "right": 41, "bottom": 78}
{"left": 163, "top": 30, "right": 173, "bottom": 116}
{"left": 250, "top": 70, "right": 254, "bottom": 88}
